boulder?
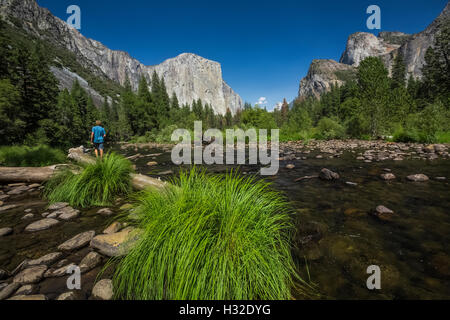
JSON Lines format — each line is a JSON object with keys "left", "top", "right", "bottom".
{"left": 319, "top": 168, "right": 340, "bottom": 180}
{"left": 58, "top": 231, "right": 95, "bottom": 251}
{"left": 13, "top": 265, "right": 47, "bottom": 284}
{"left": 25, "top": 218, "right": 59, "bottom": 232}
{"left": 91, "top": 279, "right": 113, "bottom": 300}
{"left": 90, "top": 228, "right": 139, "bottom": 257}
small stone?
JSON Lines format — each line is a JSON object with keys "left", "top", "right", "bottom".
{"left": 80, "top": 252, "right": 102, "bottom": 273}
{"left": 55, "top": 259, "right": 69, "bottom": 268}
{"left": 286, "top": 164, "right": 295, "bottom": 169}
{"left": 15, "top": 284, "right": 38, "bottom": 296}
{"left": 13, "top": 265, "right": 47, "bottom": 284}
{"left": 28, "top": 184, "right": 41, "bottom": 189}
{"left": 435, "top": 177, "right": 446, "bottom": 181}
{"left": 0, "top": 283, "right": 21, "bottom": 300}
{"left": 24, "top": 209, "right": 33, "bottom": 213}
{"left": 22, "top": 213, "right": 34, "bottom": 220}
{"left": 373, "top": 205, "right": 395, "bottom": 221}
{"left": 92, "top": 279, "right": 113, "bottom": 300}
{"left": 147, "top": 161, "right": 158, "bottom": 166}
{"left": 25, "top": 252, "right": 63, "bottom": 267}
{"left": 345, "top": 181, "right": 358, "bottom": 186}
{"left": 0, "top": 227, "right": 13, "bottom": 237}
{"left": 56, "top": 292, "right": 81, "bottom": 300}
{"left": 44, "top": 263, "right": 76, "bottom": 278}
{"left": 380, "top": 173, "right": 396, "bottom": 180}
{"left": 0, "top": 204, "right": 18, "bottom": 212}
{"left": 8, "top": 294, "right": 47, "bottom": 300}
{"left": 406, "top": 174, "right": 429, "bottom": 182}
{"left": 58, "top": 207, "right": 80, "bottom": 221}
{"left": 158, "top": 170, "right": 173, "bottom": 175}
{"left": 119, "top": 204, "right": 133, "bottom": 211}
{"left": 90, "top": 228, "right": 140, "bottom": 257}
{"left": 0, "top": 201, "right": 3, "bottom": 206}
{"left": 319, "top": 168, "right": 340, "bottom": 181}
{"left": 41, "top": 212, "right": 50, "bottom": 217}
{"left": 58, "top": 231, "right": 95, "bottom": 251}
{"left": 0, "top": 194, "right": 10, "bottom": 201}
{"left": 7, "top": 185, "right": 30, "bottom": 195}
{"left": 103, "top": 222, "right": 123, "bottom": 234}
{"left": 46, "top": 212, "right": 58, "bottom": 219}
{"left": 48, "top": 202, "right": 69, "bottom": 211}
{"left": 25, "top": 218, "right": 59, "bottom": 232}
{"left": 97, "top": 208, "right": 114, "bottom": 216}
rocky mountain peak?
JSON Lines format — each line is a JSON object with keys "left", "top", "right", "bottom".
{"left": 0, "top": 0, "right": 242, "bottom": 115}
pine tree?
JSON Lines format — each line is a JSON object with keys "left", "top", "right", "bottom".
{"left": 391, "top": 53, "right": 407, "bottom": 89}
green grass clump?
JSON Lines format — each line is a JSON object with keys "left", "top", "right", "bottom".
{"left": 113, "top": 168, "right": 305, "bottom": 300}
{"left": 44, "top": 153, "right": 134, "bottom": 208}
{"left": 0, "top": 145, "right": 66, "bottom": 167}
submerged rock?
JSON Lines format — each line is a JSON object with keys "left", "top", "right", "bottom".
{"left": 0, "top": 283, "right": 21, "bottom": 300}
{"left": 92, "top": 279, "right": 113, "bottom": 300}
{"left": 0, "top": 204, "right": 18, "bottom": 212}
{"left": 48, "top": 202, "right": 69, "bottom": 211}
{"left": 372, "top": 205, "right": 395, "bottom": 221}
{"left": 380, "top": 173, "right": 396, "bottom": 180}
{"left": 0, "top": 227, "right": 13, "bottom": 237}
{"left": 90, "top": 227, "right": 140, "bottom": 257}
{"left": 13, "top": 265, "right": 47, "bottom": 284}
{"left": 80, "top": 252, "right": 102, "bottom": 273}
{"left": 319, "top": 168, "right": 340, "bottom": 180}
{"left": 25, "top": 252, "right": 62, "bottom": 267}
{"left": 25, "top": 218, "right": 59, "bottom": 232}
{"left": 97, "top": 208, "right": 114, "bottom": 216}
{"left": 407, "top": 174, "right": 429, "bottom": 182}
{"left": 58, "top": 231, "right": 96, "bottom": 251}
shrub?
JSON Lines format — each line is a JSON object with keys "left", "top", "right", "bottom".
{"left": 0, "top": 145, "right": 66, "bottom": 167}
{"left": 44, "top": 153, "right": 133, "bottom": 208}
{"left": 315, "top": 117, "right": 346, "bottom": 140}
{"left": 113, "top": 169, "right": 306, "bottom": 300}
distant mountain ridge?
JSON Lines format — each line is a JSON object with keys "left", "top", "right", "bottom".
{"left": 298, "top": 2, "right": 450, "bottom": 100}
{"left": 0, "top": 0, "right": 243, "bottom": 115}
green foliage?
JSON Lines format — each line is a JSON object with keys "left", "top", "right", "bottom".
{"left": 44, "top": 153, "right": 134, "bottom": 208}
{"left": 315, "top": 117, "right": 346, "bottom": 140}
{"left": 113, "top": 169, "right": 307, "bottom": 300}
{"left": 0, "top": 145, "right": 65, "bottom": 167}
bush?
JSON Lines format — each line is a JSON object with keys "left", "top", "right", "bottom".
{"left": 0, "top": 145, "right": 66, "bottom": 167}
{"left": 44, "top": 153, "right": 133, "bottom": 208}
{"left": 113, "top": 169, "right": 306, "bottom": 300}
{"left": 315, "top": 117, "right": 346, "bottom": 140}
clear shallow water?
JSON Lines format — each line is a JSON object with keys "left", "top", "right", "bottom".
{"left": 124, "top": 145, "right": 450, "bottom": 299}
{"left": 1, "top": 145, "right": 449, "bottom": 300}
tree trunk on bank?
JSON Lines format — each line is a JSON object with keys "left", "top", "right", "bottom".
{"left": 0, "top": 147, "right": 167, "bottom": 191}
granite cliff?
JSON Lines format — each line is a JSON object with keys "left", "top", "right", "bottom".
{"left": 0, "top": 0, "right": 242, "bottom": 114}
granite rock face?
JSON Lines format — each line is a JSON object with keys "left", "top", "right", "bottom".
{"left": 0, "top": 0, "right": 242, "bottom": 115}
{"left": 298, "top": 2, "right": 449, "bottom": 99}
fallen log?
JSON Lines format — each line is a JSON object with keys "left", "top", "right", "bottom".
{"left": 0, "top": 165, "right": 72, "bottom": 183}
{"left": 0, "top": 147, "right": 167, "bottom": 191}
{"left": 68, "top": 146, "right": 167, "bottom": 190}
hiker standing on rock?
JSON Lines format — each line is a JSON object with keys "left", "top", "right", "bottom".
{"left": 91, "top": 120, "right": 107, "bottom": 159}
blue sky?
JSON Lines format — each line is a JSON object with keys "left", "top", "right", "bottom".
{"left": 37, "top": 0, "right": 447, "bottom": 110}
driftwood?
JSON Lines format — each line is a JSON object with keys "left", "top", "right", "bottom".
{"left": 68, "top": 147, "right": 167, "bottom": 190}
{"left": 0, "top": 147, "right": 167, "bottom": 191}
{"left": 0, "top": 165, "right": 72, "bottom": 183}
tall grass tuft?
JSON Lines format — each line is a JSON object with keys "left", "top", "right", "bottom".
{"left": 0, "top": 145, "right": 66, "bottom": 167}
{"left": 44, "top": 153, "right": 133, "bottom": 208}
{"left": 113, "top": 168, "right": 306, "bottom": 300}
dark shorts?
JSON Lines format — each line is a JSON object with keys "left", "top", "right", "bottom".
{"left": 94, "top": 143, "right": 104, "bottom": 151}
